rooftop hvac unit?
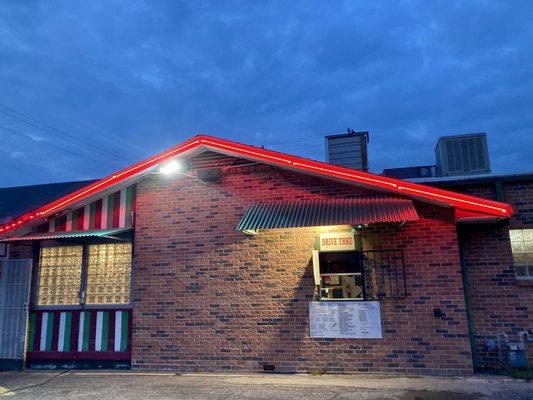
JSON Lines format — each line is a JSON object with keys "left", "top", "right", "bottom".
{"left": 435, "top": 133, "right": 491, "bottom": 177}
{"left": 325, "top": 129, "right": 369, "bottom": 171}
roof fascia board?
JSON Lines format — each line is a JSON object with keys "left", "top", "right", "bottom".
{"left": 197, "top": 137, "right": 511, "bottom": 217}
{"left": 10, "top": 165, "right": 156, "bottom": 236}
{"left": 0, "top": 134, "right": 512, "bottom": 236}
{"left": 205, "top": 146, "right": 455, "bottom": 208}
{"left": 0, "top": 136, "right": 204, "bottom": 236}
{"left": 454, "top": 208, "right": 508, "bottom": 223}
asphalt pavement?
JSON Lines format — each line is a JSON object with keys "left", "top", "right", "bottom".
{"left": 0, "top": 370, "right": 531, "bottom": 399}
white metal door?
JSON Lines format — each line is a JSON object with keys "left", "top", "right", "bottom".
{"left": 0, "top": 259, "right": 32, "bottom": 362}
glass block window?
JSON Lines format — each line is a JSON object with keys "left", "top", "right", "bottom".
{"left": 85, "top": 243, "right": 132, "bottom": 304}
{"left": 510, "top": 229, "right": 533, "bottom": 280}
{"left": 37, "top": 246, "right": 83, "bottom": 306}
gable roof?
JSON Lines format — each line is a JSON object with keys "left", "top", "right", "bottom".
{"left": 0, "top": 134, "right": 512, "bottom": 236}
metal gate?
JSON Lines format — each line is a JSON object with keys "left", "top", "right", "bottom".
{"left": 0, "top": 258, "right": 32, "bottom": 370}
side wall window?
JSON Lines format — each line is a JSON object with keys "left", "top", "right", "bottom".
{"left": 86, "top": 243, "right": 132, "bottom": 305}
{"left": 510, "top": 229, "right": 533, "bottom": 280}
{"left": 36, "top": 242, "right": 132, "bottom": 307}
{"left": 38, "top": 246, "right": 83, "bottom": 306}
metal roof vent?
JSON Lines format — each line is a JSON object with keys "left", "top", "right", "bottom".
{"left": 325, "top": 129, "right": 369, "bottom": 171}
{"left": 435, "top": 133, "right": 491, "bottom": 177}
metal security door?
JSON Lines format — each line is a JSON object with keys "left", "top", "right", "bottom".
{"left": 0, "top": 259, "right": 32, "bottom": 370}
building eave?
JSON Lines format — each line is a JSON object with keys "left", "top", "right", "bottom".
{"left": 0, "top": 134, "right": 513, "bottom": 237}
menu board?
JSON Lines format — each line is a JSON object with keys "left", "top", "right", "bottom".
{"left": 309, "top": 301, "right": 382, "bottom": 339}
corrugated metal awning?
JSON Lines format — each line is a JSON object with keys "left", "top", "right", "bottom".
{"left": 0, "top": 228, "right": 131, "bottom": 242}
{"left": 236, "top": 196, "right": 419, "bottom": 231}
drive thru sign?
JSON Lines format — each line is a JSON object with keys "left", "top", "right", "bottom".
{"left": 318, "top": 232, "right": 355, "bottom": 252}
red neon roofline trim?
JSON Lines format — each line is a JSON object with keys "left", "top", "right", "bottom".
{"left": 0, "top": 134, "right": 512, "bottom": 235}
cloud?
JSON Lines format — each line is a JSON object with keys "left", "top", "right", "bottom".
{"left": 9, "top": 151, "right": 23, "bottom": 160}
{"left": 0, "top": 0, "right": 532, "bottom": 187}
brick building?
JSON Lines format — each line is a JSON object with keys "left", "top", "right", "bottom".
{"left": 0, "top": 135, "right": 530, "bottom": 375}
{"left": 416, "top": 174, "right": 533, "bottom": 370}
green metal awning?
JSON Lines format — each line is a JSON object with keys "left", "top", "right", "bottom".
{"left": 0, "top": 228, "right": 131, "bottom": 242}
{"left": 236, "top": 196, "right": 419, "bottom": 231}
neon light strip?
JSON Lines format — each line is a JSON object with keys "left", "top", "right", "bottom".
{"left": 202, "top": 138, "right": 398, "bottom": 189}
{"left": 397, "top": 186, "right": 509, "bottom": 214}
{"left": 201, "top": 138, "right": 510, "bottom": 216}
{"left": 40, "top": 140, "right": 202, "bottom": 215}
{"left": 0, "top": 135, "right": 511, "bottom": 234}
{"left": 292, "top": 161, "right": 398, "bottom": 189}
{"left": 200, "top": 138, "right": 293, "bottom": 165}
{"left": 201, "top": 139, "right": 509, "bottom": 216}
{"left": 0, "top": 138, "right": 201, "bottom": 233}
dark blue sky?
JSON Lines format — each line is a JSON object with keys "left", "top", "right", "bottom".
{"left": 1, "top": 1, "right": 532, "bottom": 187}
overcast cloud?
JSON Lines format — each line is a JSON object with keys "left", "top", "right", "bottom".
{"left": 0, "top": 0, "right": 532, "bottom": 187}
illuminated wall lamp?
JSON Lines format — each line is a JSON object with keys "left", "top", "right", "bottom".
{"left": 159, "top": 160, "right": 182, "bottom": 175}
{"left": 243, "top": 229, "right": 258, "bottom": 236}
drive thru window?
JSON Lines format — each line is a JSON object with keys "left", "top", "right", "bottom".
{"left": 312, "top": 231, "right": 407, "bottom": 301}
{"left": 317, "top": 251, "right": 365, "bottom": 300}
{"left": 309, "top": 230, "right": 407, "bottom": 340}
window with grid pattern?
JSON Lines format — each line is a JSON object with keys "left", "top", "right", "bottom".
{"left": 510, "top": 229, "right": 533, "bottom": 280}
{"left": 85, "top": 243, "right": 132, "bottom": 304}
{"left": 37, "top": 246, "right": 83, "bottom": 306}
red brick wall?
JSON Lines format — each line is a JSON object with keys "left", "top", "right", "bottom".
{"left": 131, "top": 158, "right": 472, "bottom": 375}
{"left": 440, "top": 180, "right": 533, "bottom": 370}
{"left": 505, "top": 181, "right": 533, "bottom": 228}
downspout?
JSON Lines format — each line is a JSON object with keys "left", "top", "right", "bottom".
{"left": 457, "top": 228, "right": 479, "bottom": 370}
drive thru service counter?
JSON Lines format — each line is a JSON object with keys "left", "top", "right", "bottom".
{"left": 309, "top": 230, "right": 384, "bottom": 339}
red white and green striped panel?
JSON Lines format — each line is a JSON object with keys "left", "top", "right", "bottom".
{"left": 27, "top": 310, "right": 131, "bottom": 355}
{"left": 38, "top": 184, "right": 136, "bottom": 233}
{"left": 77, "top": 310, "right": 129, "bottom": 352}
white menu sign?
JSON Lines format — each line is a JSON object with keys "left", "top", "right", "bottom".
{"left": 309, "top": 301, "right": 382, "bottom": 339}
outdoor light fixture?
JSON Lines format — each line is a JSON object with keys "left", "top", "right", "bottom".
{"left": 243, "top": 229, "right": 258, "bottom": 236}
{"left": 159, "top": 160, "right": 182, "bottom": 175}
